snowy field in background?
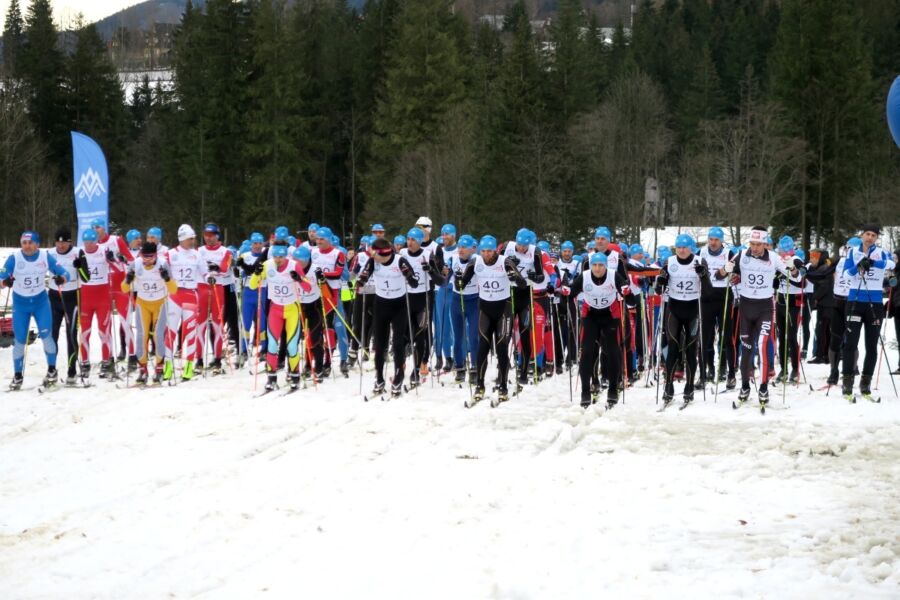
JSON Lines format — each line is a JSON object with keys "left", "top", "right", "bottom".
{"left": 1, "top": 248, "right": 900, "bottom": 599}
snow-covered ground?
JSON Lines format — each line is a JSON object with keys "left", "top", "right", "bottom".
{"left": 1, "top": 246, "right": 900, "bottom": 598}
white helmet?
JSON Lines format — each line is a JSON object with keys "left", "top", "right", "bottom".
{"left": 415, "top": 216, "right": 432, "bottom": 228}
{"left": 177, "top": 224, "right": 196, "bottom": 242}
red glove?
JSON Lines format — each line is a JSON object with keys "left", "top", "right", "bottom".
{"left": 620, "top": 285, "right": 631, "bottom": 296}
{"left": 730, "top": 274, "right": 741, "bottom": 286}
{"left": 299, "top": 279, "right": 312, "bottom": 293}
{"left": 559, "top": 286, "right": 571, "bottom": 296}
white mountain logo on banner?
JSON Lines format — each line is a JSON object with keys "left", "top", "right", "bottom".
{"left": 75, "top": 168, "right": 106, "bottom": 200}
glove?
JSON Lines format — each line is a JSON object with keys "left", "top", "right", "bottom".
{"left": 206, "top": 276, "right": 216, "bottom": 285}
{"left": 799, "top": 266, "right": 808, "bottom": 277}
{"left": 315, "top": 268, "right": 326, "bottom": 283}
{"left": 236, "top": 257, "right": 246, "bottom": 268}
{"left": 116, "top": 253, "right": 126, "bottom": 263}
{"left": 559, "top": 286, "right": 570, "bottom": 296}
{"left": 400, "top": 262, "right": 413, "bottom": 279}
{"left": 253, "top": 261, "right": 264, "bottom": 275}
{"left": 422, "top": 260, "right": 433, "bottom": 274}
{"left": 620, "top": 285, "right": 631, "bottom": 296}
{"left": 654, "top": 284, "right": 665, "bottom": 295}
{"left": 53, "top": 275, "right": 66, "bottom": 286}
{"left": 290, "top": 270, "right": 301, "bottom": 282}
{"left": 694, "top": 262, "right": 707, "bottom": 276}
{"left": 454, "top": 277, "right": 465, "bottom": 292}
{"left": 207, "top": 262, "right": 221, "bottom": 273}
{"left": 730, "top": 274, "right": 740, "bottom": 286}
{"left": 527, "top": 269, "right": 539, "bottom": 282}
{"left": 655, "top": 273, "right": 668, "bottom": 288}
{"left": 858, "top": 257, "right": 873, "bottom": 271}
{"left": 232, "top": 267, "right": 241, "bottom": 278}
{"left": 125, "top": 271, "right": 136, "bottom": 284}
{"left": 723, "top": 261, "right": 735, "bottom": 274}
{"left": 105, "top": 250, "right": 116, "bottom": 262}
{"left": 509, "top": 256, "right": 520, "bottom": 266}
{"left": 159, "top": 267, "right": 171, "bottom": 282}
{"left": 72, "top": 256, "right": 87, "bottom": 271}
{"left": 2, "top": 277, "right": 13, "bottom": 288}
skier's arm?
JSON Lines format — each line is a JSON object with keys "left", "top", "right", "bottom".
{"left": 423, "top": 255, "right": 445, "bottom": 286}
{"left": 458, "top": 261, "right": 476, "bottom": 289}
{"left": 566, "top": 273, "right": 584, "bottom": 297}
{"left": 249, "top": 262, "right": 268, "bottom": 291}
{"left": 1, "top": 255, "right": 15, "bottom": 286}
{"left": 356, "top": 258, "right": 375, "bottom": 288}
{"left": 527, "top": 249, "right": 545, "bottom": 283}
{"left": 398, "top": 257, "right": 418, "bottom": 289}
{"left": 115, "top": 236, "right": 134, "bottom": 263}
{"left": 322, "top": 251, "right": 345, "bottom": 280}
{"left": 504, "top": 257, "right": 527, "bottom": 287}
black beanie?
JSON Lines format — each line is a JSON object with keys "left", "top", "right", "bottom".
{"left": 54, "top": 228, "right": 72, "bottom": 242}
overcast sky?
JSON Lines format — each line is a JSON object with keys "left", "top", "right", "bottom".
{"left": 2, "top": 1, "right": 141, "bottom": 30}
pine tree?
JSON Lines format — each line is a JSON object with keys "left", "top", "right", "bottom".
{"left": 364, "top": 0, "right": 467, "bottom": 229}
{"left": 547, "top": 0, "right": 594, "bottom": 125}
{"left": 17, "top": 0, "right": 68, "bottom": 169}
{"left": 675, "top": 44, "right": 724, "bottom": 140}
{"left": 2, "top": 0, "right": 25, "bottom": 81}
{"left": 770, "top": 0, "right": 876, "bottom": 246}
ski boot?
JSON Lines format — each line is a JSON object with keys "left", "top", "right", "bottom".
{"left": 474, "top": 386, "right": 486, "bottom": 402}
{"left": 347, "top": 349, "right": 358, "bottom": 368}
{"left": 162, "top": 360, "right": 174, "bottom": 381}
{"left": 580, "top": 392, "right": 592, "bottom": 409}
{"left": 181, "top": 360, "right": 195, "bottom": 381}
{"left": 661, "top": 382, "right": 675, "bottom": 406}
{"left": 339, "top": 360, "right": 350, "bottom": 377}
{"left": 859, "top": 375, "right": 875, "bottom": 402}
{"left": 314, "top": 368, "right": 325, "bottom": 383}
{"left": 707, "top": 366, "right": 716, "bottom": 382}
{"left": 9, "top": 373, "right": 23, "bottom": 390}
{"left": 372, "top": 380, "right": 386, "bottom": 395}
{"left": 42, "top": 367, "right": 59, "bottom": 388}
{"left": 682, "top": 388, "right": 694, "bottom": 406}
{"left": 455, "top": 368, "right": 466, "bottom": 384}
{"left": 390, "top": 380, "right": 403, "bottom": 398}
{"left": 496, "top": 386, "right": 509, "bottom": 403}
{"left": 605, "top": 389, "right": 618, "bottom": 410}
{"left": 434, "top": 356, "right": 443, "bottom": 372}
{"left": 600, "top": 377, "right": 609, "bottom": 390}
{"left": 788, "top": 369, "right": 799, "bottom": 384}
{"left": 555, "top": 362, "right": 563, "bottom": 375}
{"left": 127, "top": 355, "right": 139, "bottom": 373}
{"left": 408, "top": 369, "right": 420, "bottom": 389}
{"left": 209, "top": 358, "right": 226, "bottom": 375}
{"left": 321, "top": 364, "right": 332, "bottom": 378}
{"left": 98, "top": 360, "right": 113, "bottom": 379}
{"left": 725, "top": 374, "right": 737, "bottom": 390}
{"left": 153, "top": 364, "right": 164, "bottom": 385}
{"left": 590, "top": 380, "right": 601, "bottom": 397}
{"left": 289, "top": 373, "right": 301, "bottom": 390}
{"left": 264, "top": 373, "right": 278, "bottom": 392}
{"left": 517, "top": 369, "right": 529, "bottom": 390}
{"left": 758, "top": 385, "right": 770, "bottom": 404}
{"left": 543, "top": 361, "right": 554, "bottom": 378}
{"left": 842, "top": 374, "right": 855, "bottom": 404}
{"left": 136, "top": 367, "right": 149, "bottom": 386}
{"left": 442, "top": 359, "right": 452, "bottom": 375}
{"left": 737, "top": 387, "right": 751, "bottom": 405}
{"left": 65, "top": 375, "right": 78, "bottom": 386}
{"left": 469, "top": 368, "right": 478, "bottom": 385}
{"left": 774, "top": 371, "right": 788, "bottom": 384}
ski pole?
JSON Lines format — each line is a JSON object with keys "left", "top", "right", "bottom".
{"left": 714, "top": 283, "right": 730, "bottom": 403}
{"left": 402, "top": 281, "right": 419, "bottom": 397}
{"left": 458, "top": 286, "right": 474, "bottom": 402}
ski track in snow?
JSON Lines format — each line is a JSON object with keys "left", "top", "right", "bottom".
{"left": 1, "top": 243, "right": 900, "bottom": 598}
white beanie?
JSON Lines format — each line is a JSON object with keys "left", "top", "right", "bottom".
{"left": 178, "top": 224, "right": 196, "bottom": 242}
{"left": 415, "top": 216, "right": 432, "bottom": 228}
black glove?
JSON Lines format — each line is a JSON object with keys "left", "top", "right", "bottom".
{"left": 454, "top": 275, "right": 465, "bottom": 292}
{"left": 654, "top": 284, "right": 665, "bottom": 295}
{"left": 207, "top": 262, "right": 221, "bottom": 273}
{"left": 72, "top": 256, "right": 87, "bottom": 271}
{"left": 116, "top": 253, "right": 126, "bottom": 263}
{"left": 236, "top": 256, "right": 246, "bottom": 268}
{"left": 356, "top": 274, "right": 369, "bottom": 289}
{"left": 858, "top": 257, "right": 873, "bottom": 271}
{"left": 125, "top": 271, "right": 136, "bottom": 284}
{"left": 159, "top": 267, "right": 171, "bottom": 282}
{"left": 290, "top": 270, "right": 301, "bottom": 282}
{"left": 105, "top": 250, "right": 116, "bottom": 262}
{"left": 694, "top": 262, "right": 707, "bottom": 276}
{"left": 53, "top": 275, "right": 66, "bottom": 286}
{"left": 422, "top": 260, "right": 433, "bottom": 274}
{"left": 655, "top": 273, "right": 668, "bottom": 288}
{"left": 253, "top": 261, "right": 265, "bottom": 275}
{"left": 207, "top": 276, "right": 216, "bottom": 285}
{"left": 509, "top": 256, "right": 520, "bottom": 266}
{"left": 2, "top": 276, "right": 13, "bottom": 288}
{"left": 315, "top": 268, "right": 326, "bottom": 283}
{"left": 232, "top": 267, "right": 241, "bottom": 278}
{"left": 527, "top": 269, "right": 539, "bottom": 282}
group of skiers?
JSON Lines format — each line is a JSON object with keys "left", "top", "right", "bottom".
{"left": 2, "top": 218, "right": 897, "bottom": 409}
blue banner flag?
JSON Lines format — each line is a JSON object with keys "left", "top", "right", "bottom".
{"left": 71, "top": 131, "right": 109, "bottom": 244}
